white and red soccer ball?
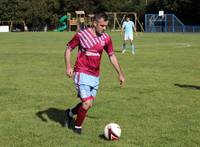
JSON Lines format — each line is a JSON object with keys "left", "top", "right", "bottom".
{"left": 104, "top": 123, "right": 121, "bottom": 140}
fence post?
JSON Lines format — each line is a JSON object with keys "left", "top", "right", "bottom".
{"left": 145, "top": 14, "right": 147, "bottom": 32}
{"left": 172, "top": 15, "right": 175, "bottom": 32}
{"left": 183, "top": 25, "right": 185, "bottom": 32}
{"left": 165, "top": 14, "right": 167, "bottom": 32}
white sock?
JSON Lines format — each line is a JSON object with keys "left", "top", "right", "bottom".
{"left": 131, "top": 44, "right": 135, "bottom": 52}
{"left": 75, "top": 126, "right": 82, "bottom": 129}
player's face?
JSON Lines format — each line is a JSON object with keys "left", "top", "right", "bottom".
{"left": 126, "top": 17, "right": 130, "bottom": 21}
{"left": 95, "top": 18, "right": 108, "bottom": 36}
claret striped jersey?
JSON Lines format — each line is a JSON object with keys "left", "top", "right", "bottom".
{"left": 67, "top": 28, "right": 114, "bottom": 76}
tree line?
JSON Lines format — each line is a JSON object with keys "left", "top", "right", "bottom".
{"left": 0, "top": 0, "right": 199, "bottom": 31}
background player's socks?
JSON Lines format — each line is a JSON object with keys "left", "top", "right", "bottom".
{"left": 131, "top": 44, "right": 135, "bottom": 54}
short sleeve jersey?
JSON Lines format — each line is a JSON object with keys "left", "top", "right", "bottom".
{"left": 67, "top": 28, "right": 114, "bottom": 77}
{"left": 122, "top": 21, "right": 134, "bottom": 35}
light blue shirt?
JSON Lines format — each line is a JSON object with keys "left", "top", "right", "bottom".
{"left": 122, "top": 21, "right": 134, "bottom": 35}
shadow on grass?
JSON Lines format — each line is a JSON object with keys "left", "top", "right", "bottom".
{"left": 174, "top": 83, "right": 200, "bottom": 90}
{"left": 115, "top": 50, "right": 122, "bottom": 53}
{"left": 36, "top": 108, "right": 75, "bottom": 127}
{"left": 98, "top": 134, "right": 107, "bottom": 140}
{"left": 36, "top": 107, "right": 98, "bottom": 128}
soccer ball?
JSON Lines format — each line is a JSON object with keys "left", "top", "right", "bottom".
{"left": 104, "top": 123, "right": 121, "bottom": 140}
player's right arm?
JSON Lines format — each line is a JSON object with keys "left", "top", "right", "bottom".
{"left": 64, "top": 34, "right": 80, "bottom": 78}
{"left": 64, "top": 47, "right": 73, "bottom": 78}
{"left": 121, "top": 27, "right": 124, "bottom": 36}
{"left": 121, "top": 22, "right": 125, "bottom": 34}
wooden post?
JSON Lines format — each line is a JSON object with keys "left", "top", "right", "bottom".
{"left": 10, "top": 21, "right": 12, "bottom": 32}
{"left": 113, "top": 13, "right": 116, "bottom": 31}
{"left": 134, "top": 13, "right": 137, "bottom": 31}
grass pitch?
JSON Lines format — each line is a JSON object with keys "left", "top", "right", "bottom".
{"left": 0, "top": 32, "right": 200, "bottom": 147}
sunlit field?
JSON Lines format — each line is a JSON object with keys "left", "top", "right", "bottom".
{"left": 0, "top": 32, "right": 200, "bottom": 147}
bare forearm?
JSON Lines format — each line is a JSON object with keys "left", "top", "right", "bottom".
{"left": 109, "top": 54, "right": 125, "bottom": 85}
{"left": 110, "top": 55, "right": 123, "bottom": 75}
{"left": 134, "top": 27, "right": 137, "bottom": 33}
{"left": 64, "top": 48, "right": 71, "bottom": 69}
{"left": 64, "top": 48, "right": 73, "bottom": 78}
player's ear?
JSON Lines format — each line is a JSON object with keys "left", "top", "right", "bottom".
{"left": 93, "top": 21, "right": 97, "bottom": 26}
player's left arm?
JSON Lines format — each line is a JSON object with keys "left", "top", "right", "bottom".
{"left": 109, "top": 54, "right": 125, "bottom": 86}
{"left": 134, "top": 27, "right": 137, "bottom": 33}
{"left": 105, "top": 37, "right": 125, "bottom": 86}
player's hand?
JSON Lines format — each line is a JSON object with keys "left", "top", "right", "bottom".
{"left": 66, "top": 67, "right": 73, "bottom": 78}
{"left": 119, "top": 74, "right": 125, "bottom": 87}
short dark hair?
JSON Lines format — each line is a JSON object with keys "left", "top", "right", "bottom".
{"left": 126, "top": 15, "right": 131, "bottom": 18}
{"left": 93, "top": 12, "right": 108, "bottom": 22}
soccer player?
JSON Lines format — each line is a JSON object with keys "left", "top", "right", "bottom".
{"left": 121, "top": 15, "right": 137, "bottom": 54}
{"left": 64, "top": 12, "right": 125, "bottom": 135}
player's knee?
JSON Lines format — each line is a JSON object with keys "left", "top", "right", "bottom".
{"left": 82, "top": 100, "right": 93, "bottom": 110}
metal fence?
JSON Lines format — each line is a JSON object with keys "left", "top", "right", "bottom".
{"left": 145, "top": 14, "right": 200, "bottom": 32}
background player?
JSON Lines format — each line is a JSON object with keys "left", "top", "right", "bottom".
{"left": 121, "top": 15, "right": 137, "bottom": 54}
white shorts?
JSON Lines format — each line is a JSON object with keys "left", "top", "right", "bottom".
{"left": 124, "top": 34, "right": 133, "bottom": 41}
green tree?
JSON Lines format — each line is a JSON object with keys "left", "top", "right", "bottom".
{"left": 0, "top": 0, "right": 18, "bottom": 20}
{"left": 60, "top": 0, "right": 96, "bottom": 14}
{"left": 0, "top": 0, "right": 199, "bottom": 30}
{"left": 174, "top": 0, "right": 199, "bottom": 24}
{"left": 17, "top": 0, "right": 60, "bottom": 31}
